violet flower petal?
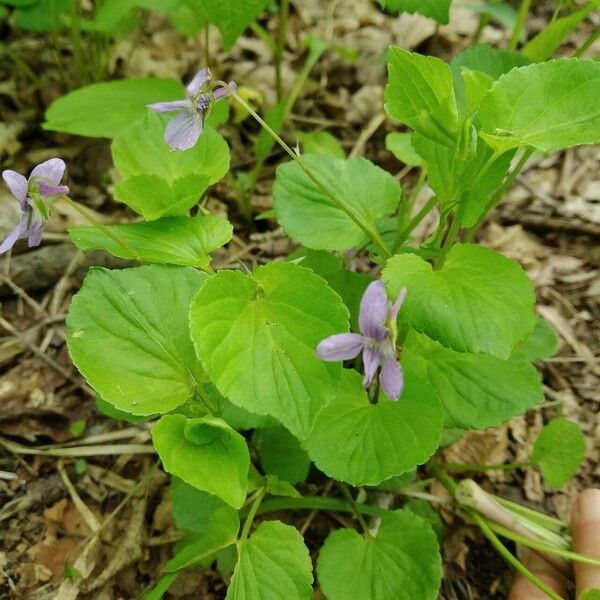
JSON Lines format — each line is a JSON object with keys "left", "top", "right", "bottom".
{"left": 38, "top": 181, "right": 69, "bottom": 199}
{"left": 359, "top": 280, "right": 388, "bottom": 340}
{"left": 26, "top": 222, "right": 44, "bottom": 247}
{"left": 0, "top": 219, "right": 26, "bottom": 254}
{"left": 2, "top": 170, "right": 28, "bottom": 208}
{"left": 186, "top": 67, "right": 211, "bottom": 97}
{"left": 316, "top": 333, "right": 365, "bottom": 361}
{"left": 147, "top": 100, "right": 191, "bottom": 113}
{"left": 362, "top": 345, "right": 382, "bottom": 388}
{"left": 164, "top": 110, "right": 203, "bottom": 151}
{"left": 380, "top": 356, "right": 404, "bottom": 400}
{"left": 30, "top": 158, "right": 66, "bottom": 186}
{"left": 390, "top": 287, "right": 407, "bottom": 321}
{"left": 213, "top": 81, "right": 237, "bottom": 101}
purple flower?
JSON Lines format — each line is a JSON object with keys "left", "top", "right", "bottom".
{"left": 147, "top": 67, "right": 237, "bottom": 151}
{"left": 1, "top": 159, "right": 69, "bottom": 254}
{"left": 317, "top": 281, "right": 407, "bottom": 400}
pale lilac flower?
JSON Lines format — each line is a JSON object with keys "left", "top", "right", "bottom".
{"left": 147, "top": 67, "right": 236, "bottom": 151}
{"left": 317, "top": 281, "right": 407, "bottom": 400}
{"left": 1, "top": 159, "right": 69, "bottom": 254}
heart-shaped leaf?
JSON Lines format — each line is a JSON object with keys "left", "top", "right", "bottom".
{"left": 317, "top": 510, "right": 442, "bottom": 600}
{"left": 153, "top": 414, "right": 250, "bottom": 508}
{"left": 226, "top": 521, "right": 313, "bottom": 600}
{"left": 273, "top": 155, "right": 401, "bottom": 251}
{"left": 479, "top": 58, "right": 600, "bottom": 152}
{"left": 303, "top": 370, "right": 443, "bottom": 486}
{"left": 383, "top": 244, "right": 536, "bottom": 358}
{"left": 44, "top": 78, "right": 185, "bottom": 137}
{"left": 402, "top": 331, "right": 543, "bottom": 429}
{"left": 531, "top": 418, "right": 585, "bottom": 489}
{"left": 189, "top": 262, "right": 349, "bottom": 438}
{"left": 67, "top": 265, "right": 206, "bottom": 415}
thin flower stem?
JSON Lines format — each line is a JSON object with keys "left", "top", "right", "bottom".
{"left": 488, "top": 521, "right": 600, "bottom": 568}
{"left": 576, "top": 26, "right": 600, "bottom": 57}
{"left": 61, "top": 196, "right": 144, "bottom": 263}
{"left": 275, "top": 0, "right": 290, "bottom": 101}
{"left": 223, "top": 84, "right": 392, "bottom": 259}
{"left": 395, "top": 194, "right": 438, "bottom": 251}
{"left": 509, "top": 0, "right": 532, "bottom": 51}
{"left": 245, "top": 496, "right": 389, "bottom": 519}
{"left": 472, "top": 511, "right": 565, "bottom": 600}
{"left": 240, "top": 489, "right": 266, "bottom": 543}
{"left": 339, "top": 483, "right": 371, "bottom": 536}
{"left": 431, "top": 468, "right": 565, "bottom": 600}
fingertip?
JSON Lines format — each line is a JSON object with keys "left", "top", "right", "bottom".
{"left": 572, "top": 489, "right": 600, "bottom": 597}
{"left": 509, "top": 551, "right": 567, "bottom": 600}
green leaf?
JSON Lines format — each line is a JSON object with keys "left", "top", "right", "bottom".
{"left": 273, "top": 154, "right": 401, "bottom": 251}
{"left": 464, "top": 2, "right": 517, "bottom": 30}
{"left": 531, "top": 418, "right": 585, "bottom": 489}
{"left": 95, "top": 395, "right": 150, "bottom": 422}
{"left": 153, "top": 414, "right": 250, "bottom": 508}
{"left": 580, "top": 590, "right": 600, "bottom": 600}
{"left": 44, "top": 78, "right": 185, "bottom": 138}
{"left": 112, "top": 111, "right": 230, "bottom": 185}
{"left": 164, "top": 507, "right": 238, "bottom": 572}
{"left": 523, "top": 3, "right": 599, "bottom": 63}
{"left": 385, "top": 47, "right": 459, "bottom": 145}
{"left": 189, "top": 263, "right": 349, "bottom": 439}
{"left": 265, "top": 474, "right": 301, "bottom": 499}
{"left": 378, "top": 0, "right": 450, "bottom": 24}
{"left": 297, "top": 131, "right": 346, "bottom": 159}
{"left": 171, "top": 477, "right": 239, "bottom": 534}
{"left": 226, "top": 521, "right": 313, "bottom": 600}
{"left": 287, "top": 248, "right": 372, "bottom": 331}
{"left": 67, "top": 265, "right": 206, "bottom": 415}
{"left": 517, "top": 317, "right": 558, "bottom": 362}
{"left": 194, "top": 0, "right": 271, "bottom": 49}
{"left": 461, "top": 69, "right": 495, "bottom": 114}
{"left": 113, "top": 174, "right": 209, "bottom": 220}
{"left": 385, "top": 132, "right": 424, "bottom": 167}
{"left": 254, "top": 427, "right": 311, "bottom": 485}
{"left": 317, "top": 510, "right": 442, "bottom": 600}
{"left": 402, "top": 331, "right": 543, "bottom": 429}
{"left": 303, "top": 370, "right": 443, "bottom": 486}
{"left": 13, "top": 0, "right": 70, "bottom": 31}
{"left": 383, "top": 244, "right": 536, "bottom": 358}
{"left": 373, "top": 470, "right": 416, "bottom": 491}
{"left": 479, "top": 58, "right": 600, "bottom": 152}
{"left": 450, "top": 44, "right": 529, "bottom": 111}
{"left": 68, "top": 215, "right": 232, "bottom": 267}
{"left": 411, "top": 133, "right": 513, "bottom": 219}
{"left": 405, "top": 499, "right": 444, "bottom": 542}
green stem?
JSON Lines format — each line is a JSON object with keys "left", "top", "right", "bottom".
{"left": 61, "top": 196, "right": 144, "bottom": 263}
{"left": 275, "top": 0, "right": 290, "bottom": 101}
{"left": 442, "top": 462, "right": 529, "bottom": 473}
{"left": 224, "top": 85, "right": 392, "bottom": 258}
{"left": 488, "top": 521, "right": 600, "bottom": 568}
{"left": 472, "top": 512, "right": 565, "bottom": 600}
{"left": 395, "top": 194, "right": 438, "bottom": 251}
{"left": 240, "top": 489, "right": 266, "bottom": 543}
{"left": 434, "top": 212, "right": 461, "bottom": 269}
{"left": 250, "top": 22, "right": 277, "bottom": 54}
{"left": 509, "top": 0, "right": 532, "bottom": 51}
{"left": 431, "top": 467, "right": 565, "bottom": 600}
{"left": 248, "top": 496, "right": 389, "bottom": 519}
{"left": 339, "top": 483, "right": 371, "bottom": 535}
{"left": 575, "top": 26, "right": 600, "bottom": 57}
{"left": 204, "top": 25, "right": 210, "bottom": 67}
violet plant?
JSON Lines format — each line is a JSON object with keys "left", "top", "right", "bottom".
{"left": 2, "top": 2, "right": 596, "bottom": 597}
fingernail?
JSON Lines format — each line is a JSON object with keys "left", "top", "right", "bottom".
{"left": 574, "top": 489, "right": 600, "bottom": 523}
